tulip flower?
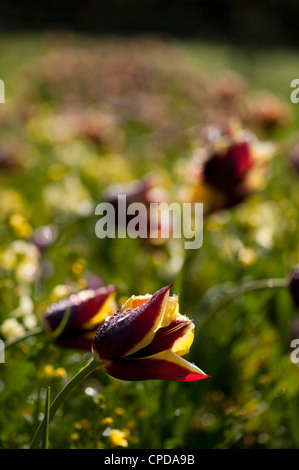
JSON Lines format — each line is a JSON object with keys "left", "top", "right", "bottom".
{"left": 92, "top": 285, "right": 209, "bottom": 382}
{"left": 181, "top": 119, "right": 278, "bottom": 211}
{"left": 43, "top": 285, "right": 117, "bottom": 350}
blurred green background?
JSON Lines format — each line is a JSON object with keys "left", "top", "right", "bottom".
{"left": 1, "top": 2, "right": 299, "bottom": 450}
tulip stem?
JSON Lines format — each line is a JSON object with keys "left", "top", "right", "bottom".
{"left": 196, "top": 277, "right": 288, "bottom": 330}
{"left": 30, "top": 358, "right": 99, "bottom": 449}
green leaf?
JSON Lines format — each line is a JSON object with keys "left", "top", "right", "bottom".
{"left": 42, "top": 386, "right": 50, "bottom": 449}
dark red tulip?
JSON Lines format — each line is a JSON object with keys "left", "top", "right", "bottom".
{"left": 43, "top": 286, "right": 117, "bottom": 350}
{"left": 92, "top": 285, "right": 209, "bottom": 382}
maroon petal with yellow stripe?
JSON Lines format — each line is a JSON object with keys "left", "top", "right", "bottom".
{"left": 92, "top": 285, "right": 209, "bottom": 383}
{"left": 103, "top": 351, "right": 209, "bottom": 382}
{"left": 130, "top": 316, "right": 193, "bottom": 358}
{"left": 43, "top": 285, "right": 117, "bottom": 350}
{"left": 44, "top": 285, "right": 116, "bottom": 331}
{"left": 92, "top": 285, "right": 171, "bottom": 360}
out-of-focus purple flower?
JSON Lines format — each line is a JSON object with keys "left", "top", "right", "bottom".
{"left": 84, "top": 271, "right": 105, "bottom": 290}
{"left": 32, "top": 225, "right": 59, "bottom": 252}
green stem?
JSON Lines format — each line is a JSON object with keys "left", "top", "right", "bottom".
{"left": 196, "top": 277, "right": 288, "bottom": 331}
{"left": 30, "top": 358, "right": 99, "bottom": 449}
{"left": 42, "top": 386, "right": 50, "bottom": 450}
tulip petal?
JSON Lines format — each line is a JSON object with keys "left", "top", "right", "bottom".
{"left": 168, "top": 319, "right": 195, "bottom": 356}
{"left": 82, "top": 291, "right": 117, "bottom": 329}
{"left": 92, "top": 285, "right": 171, "bottom": 360}
{"left": 204, "top": 142, "right": 252, "bottom": 192}
{"left": 130, "top": 316, "right": 194, "bottom": 358}
{"left": 44, "top": 286, "right": 116, "bottom": 331}
{"left": 103, "top": 350, "right": 209, "bottom": 382}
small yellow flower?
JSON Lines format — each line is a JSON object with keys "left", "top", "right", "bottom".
{"left": 102, "top": 417, "right": 113, "bottom": 426}
{"left": 114, "top": 407, "right": 125, "bottom": 416}
{"left": 109, "top": 429, "right": 128, "bottom": 448}
{"left": 71, "top": 259, "right": 86, "bottom": 276}
{"left": 9, "top": 213, "right": 32, "bottom": 238}
{"left": 70, "top": 433, "right": 80, "bottom": 442}
{"left": 54, "top": 368, "right": 67, "bottom": 380}
{"left": 238, "top": 247, "right": 257, "bottom": 266}
{"left": 40, "top": 364, "right": 55, "bottom": 379}
{"left": 51, "top": 285, "right": 72, "bottom": 302}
